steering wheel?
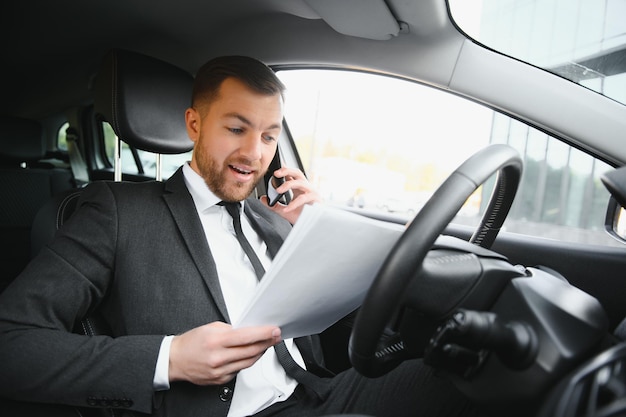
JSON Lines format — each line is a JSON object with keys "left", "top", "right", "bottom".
{"left": 349, "top": 144, "right": 523, "bottom": 377}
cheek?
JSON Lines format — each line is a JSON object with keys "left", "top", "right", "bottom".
{"left": 198, "top": 130, "right": 230, "bottom": 160}
{"left": 262, "top": 147, "right": 278, "bottom": 170}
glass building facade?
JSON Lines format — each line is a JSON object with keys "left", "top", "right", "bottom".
{"left": 460, "top": 0, "right": 626, "bottom": 244}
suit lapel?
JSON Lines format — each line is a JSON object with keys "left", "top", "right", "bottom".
{"left": 163, "top": 168, "right": 230, "bottom": 322}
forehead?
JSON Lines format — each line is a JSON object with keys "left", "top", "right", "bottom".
{"left": 207, "top": 77, "right": 284, "bottom": 121}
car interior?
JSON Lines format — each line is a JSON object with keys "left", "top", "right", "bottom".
{"left": 2, "top": 0, "right": 626, "bottom": 416}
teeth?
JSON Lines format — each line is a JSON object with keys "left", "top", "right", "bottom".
{"left": 231, "top": 165, "right": 251, "bottom": 175}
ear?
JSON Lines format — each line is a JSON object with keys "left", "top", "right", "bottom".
{"left": 185, "top": 108, "right": 200, "bottom": 143}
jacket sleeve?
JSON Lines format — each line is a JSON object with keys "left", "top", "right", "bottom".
{"left": 0, "top": 181, "right": 163, "bottom": 414}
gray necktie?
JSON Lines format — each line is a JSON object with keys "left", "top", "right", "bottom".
{"left": 219, "top": 201, "right": 265, "bottom": 279}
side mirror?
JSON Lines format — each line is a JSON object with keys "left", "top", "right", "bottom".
{"left": 605, "top": 197, "right": 626, "bottom": 244}
{"left": 601, "top": 166, "right": 626, "bottom": 244}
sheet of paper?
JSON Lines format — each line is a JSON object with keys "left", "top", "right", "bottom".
{"left": 234, "top": 203, "right": 404, "bottom": 339}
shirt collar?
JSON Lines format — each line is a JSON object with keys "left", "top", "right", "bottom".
{"left": 182, "top": 162, "right": 246, "bottom": 212}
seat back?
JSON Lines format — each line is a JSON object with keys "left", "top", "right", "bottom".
{"left": 94, "top": 49, "right": 193, "bottom": 153}
{"left": 0, "top": 116, "right": 75, "bottom": 292}
{"left": 94, "top": 48, "right": 194, "bottom": 181}
{"left": 30, "top": 49, "right": 194, "bottom": 263}
{"left": 23, "top": 49, "right": 195, "bottom": 417}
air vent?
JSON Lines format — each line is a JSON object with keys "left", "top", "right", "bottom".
{"left": 544, "top": 342, "right": 626, "bottom": 417}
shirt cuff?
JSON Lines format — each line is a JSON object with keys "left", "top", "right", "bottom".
{"left": 153, "top": 335, "right": 174, "bottom": 391}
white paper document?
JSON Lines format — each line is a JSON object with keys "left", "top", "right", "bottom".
{"left": 234, "top": 203, "right": 404, "bottom": 339}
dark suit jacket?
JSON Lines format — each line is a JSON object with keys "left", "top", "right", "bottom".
{"left": 0, "top": 167, "right": 324, "bottom": 416}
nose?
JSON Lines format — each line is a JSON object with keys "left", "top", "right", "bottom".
{"left": 239, "top": 132, "right": 262, "bottom": 161}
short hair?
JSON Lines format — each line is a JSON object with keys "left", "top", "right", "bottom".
{"left": 191, "top": 56, "right": 286, "bottom": 112}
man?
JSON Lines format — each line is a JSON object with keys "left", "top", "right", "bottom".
{"left": 0, "top": 56, "right": 481, "bottom": 417}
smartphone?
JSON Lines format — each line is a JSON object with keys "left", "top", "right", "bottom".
{"left": 265, "top": 148, "right": 292, "bottom": 207}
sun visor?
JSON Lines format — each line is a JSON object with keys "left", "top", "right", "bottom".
{"left": 304, "top": 0, "right": 400, "bottom": 40}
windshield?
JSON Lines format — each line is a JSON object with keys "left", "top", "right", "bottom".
{"left": 448, "top": 0, "right": 626, "bottom": 107}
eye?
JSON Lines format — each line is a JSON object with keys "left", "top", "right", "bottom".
{"left": 228, "top": 127, "right": 244, "bottom": 135}
{"left": 262, "top": 135, "right": 276, "bottom": 143}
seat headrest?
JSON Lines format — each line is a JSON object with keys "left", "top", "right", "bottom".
{"left": 0, "top": 115, "right": 45, "bottom": 162}
{"left": 94, "top": 49, "right": 194, "bottom": 154}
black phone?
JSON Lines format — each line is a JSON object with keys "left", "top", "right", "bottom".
{"left": 265, "top": 148, "right": 292, "bottom": 207}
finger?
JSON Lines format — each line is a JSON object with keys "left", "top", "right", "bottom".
{"left": 207, "top": 337, "right": 279, "bottom": 378}
{"left": 196, "top": 353, "right": 261, "bottom": 385}
{"left": 273, "top": 167, "right": 306, "bottom": 181}
{"left": 197, "top": 331, "right": 280, "bottom": 373}
{"left": 275, "top": 179, "right": 319, "bottom": 199}
{"left": 280, "top": 192, "right": 322, "bottom": 213}
{"left": 212, "top": 351, "right": 267, "bottom": 381}
{"left": 275, "top": 178, "right": 304, "bottom": 193}
{"left": 222, "top": 326, "right": 281, "bottom": 348}
{"left": 210, "top": 343, "right": 271, "bottom": 370}
{"left": 230, "top": 343, "right": 275, "bottom": 362}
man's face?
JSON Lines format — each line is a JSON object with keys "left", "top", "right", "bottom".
{"left": 186, "top": 77, "right": 283, "bottom": 202}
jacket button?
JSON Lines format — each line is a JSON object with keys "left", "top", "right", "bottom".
{"left": 121, "top": 398, "right": 134, "bottom": 408}
{"left": 219, "top": 386, "right": 233, "bottom": 402}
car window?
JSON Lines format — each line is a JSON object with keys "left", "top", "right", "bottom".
{"left": 57, "top": 122, "right": 69, "bottom": 151}
{"left": 102, "top": 121, "right": 192, "bottom": 179}
{"left": 278, "top": 69, "right": 618, "bottom": 247}
{"left": 448, "top": 0, "right": 626, "bottom": 107}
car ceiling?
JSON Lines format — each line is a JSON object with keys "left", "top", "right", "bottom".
{"left": 1, "top": 0, "right": 458, "bottom": 121}
{"left": 4, "top": 0, "right": 626, "bottom": 166}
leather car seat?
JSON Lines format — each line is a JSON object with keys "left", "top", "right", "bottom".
{"left": 0, "top": 115, "right": 75, "bottom": 293}
{"left": 30, "top": 48, "right": 194, "bottom": 261}
{"left": 19, "top": 49, "right": 194, "bottom": 416}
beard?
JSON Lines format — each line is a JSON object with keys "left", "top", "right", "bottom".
{"left": 194, "top": 146, "right": 264, "bottom": 202}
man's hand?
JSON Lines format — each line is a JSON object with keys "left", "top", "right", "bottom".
{"left": 261, "top": 167, "right": 322, "bottom": 224}
{"left": 168, "top": 322, "right": 282, "bottom": 385}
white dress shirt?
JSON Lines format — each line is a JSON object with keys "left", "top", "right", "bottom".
{"left": 153, "top": 163, "right": 303, "bottom": 416}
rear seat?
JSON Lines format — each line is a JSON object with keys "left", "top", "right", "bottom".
{"left": 0, "top": 115, "right": 76, "bottom": 292}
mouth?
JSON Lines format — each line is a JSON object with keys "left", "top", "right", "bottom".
{"left": 228, "top": 164, "right": 256, "bottom": 181}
